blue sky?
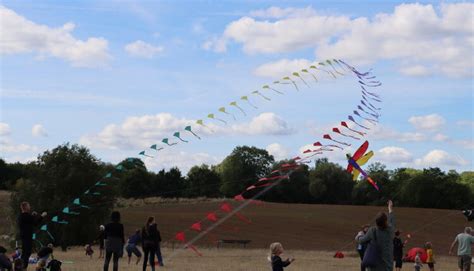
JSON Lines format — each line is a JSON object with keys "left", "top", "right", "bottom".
{"left": 0, "top": 0, "right": 473, "bottom": 172}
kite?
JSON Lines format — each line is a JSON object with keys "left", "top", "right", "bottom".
{"left": 150, "top": 144, "right": 164, "bottom": 152}
{"left": 162, "top": 138, "right": 177, "bottom": 146}
{"left": 62, "top": 207, "right": 80, "bottom": 215}
{"left": 252, "top": 90, "right": 271, "bottom": 101}
{"left": 139, "top": 151, "right": 153, "bottom": 158}
{"left": 346, "top": 141, "right": 379, "bottom": 190}
{"left": 340, "top": 121, "right": 366, "bottom": 137}
{"left": 218, "top": 107, "right": 236, "bottom": 120}
{"left": 332, "top": 127, "right": 360, "bottom": 140}
{"left": 354, "top": 110, "right": 378, "bottom": 124}
{"left": 292, "top": 72, "right": 309, "bottom": 87}
{"left": 173, "top": 132, "right": 189, "bottom": 143}
{"left": 229, "top": 101, "right": 247, "bottom": 116}
{"left": 174, "top": 232, "right": 202, "bottom": 256}
{"left": 262, "top": 85, "right": 284, "bottom": 95}
{"left": 301, "top": 69, "right": 318, "bottom": 82}
{"left": 51, "top": 216, "right": 68, "bottom": 224}
{"left": 323, "top": 134, "right": 351, "bottom": 147}
{"left": 310, "top": 64, "right": 335, "bottom": 79}
{"left": 220, "top": 202, "right": 251, "bottom": 224}
{"left": 281, "top": 76, "right": 299, "bottom": 91}
{"left": 184, "top": 125, "right": 201, "bottom": 139}
{"left": 348, "top": 115, "right": 370, "bottom": 130}
{"left": 73, "top": 198, "right": 90, "bottom": 209}
{"left": 240, "top": 96, "right": 258, "bottom": 109}
{"left": 196, "top": 119, "right": 214, "bottom": 132}
{"left": 207, "top": 113, "right": 227, "bottom": 124}
{"left": 40, "top": 225, "right": 55, "bottom": 241}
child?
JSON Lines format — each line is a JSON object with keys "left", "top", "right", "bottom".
{"left": 37, "top": 244, "right": 53, "bottom": 262}
{"left": 269, "top": 242, "right": 295, "bottom": 271}
{"left": 84, "top": 244, "right": 94, "bottom": 258}
{"left": 425, "top": 242, "right": 435, "bottom": 271}
{"left": 35, "top": 259, "right": 46, "bottom": 271}
{"left": 13, "top": 259, "right": 22, "bottom": 271}
{"left": 97, "top": 225, "right": 105, "bottom": 259}
{"left": 0, "top": 246, "right": 12, "bottom": 271}
{"left": 414, "top": 251, "right": 423, "bottom": 271}
{"left": 46, "top": 259, "right": 62, "bottom": 271}
{"left": 125, "top": 229, "right": 142, "bottom": 265}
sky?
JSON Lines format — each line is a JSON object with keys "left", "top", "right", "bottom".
{"left": 0, "top": 0, "right": 473, "bottom": 173}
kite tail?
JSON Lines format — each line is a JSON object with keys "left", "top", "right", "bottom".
{"left": 328, "top": 138, "right": 351, "bottom": 146}
{"left": 186, "top": 244, "right": 203, "bottom": 256}
{"left": 327, "top": 61, "right": 345, "bottom": 76}
{"left": 176, "top": 137, "right": 189, "bottom": 143}
{"left": 232, "top": 104, "right": 247, "bottom": 115}
{"left": 254, "top": 92, "right": 271, "bottom": 101}
{"left": 297, "top": 76, "right": 310, "bottom": 87}
{"left": 367, "top": 177, "right": 380, "bottom": 191}
{"left": 245, "top": 100, "right": 258, "bottom": 109}
{"left": 342, "top": 126, "right": 366, "bottom": 137}
{"left": 215, "top": 118, "right": 227, "bottom": 124}
{"left": 236, "top": 213, "right": 252, "bottom": 224}
{"left": 338, "top": 131, "right": 361, "bottom": 140}
{"left": 186, "top": 130, "right": 201, "bottom": 140}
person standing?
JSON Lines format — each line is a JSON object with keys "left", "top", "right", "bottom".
{"left": 154, "top": 222, "right": 163, "bottom": 267}
{"left": 103, "top": 211, "right": 124, "bottom": 271}
{"left": 357, "top": 200, "right": 396, "bottom": 271}
{"left": 393, "top": 230, "right": 407, "bottom": 271}
{"left": 449, "top": 227, "right": 474, "bottom": 271}
{"left": 18, "top": 202, "right": 46, "bottom": 270}
{"left": 141, "top": 217, "right": 157, "bottom": 271}
{"left": 97, "top": 225, "right": 105, "bottom": 259}
{"left": 355, "top": 224, "right": 370, "bottom": 271}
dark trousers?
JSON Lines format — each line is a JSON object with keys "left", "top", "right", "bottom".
{"left": 103, "top": 250, "right": 119, "bottom": 271}
{"left": 21, "top": 238, "right": 32, "bottom": 270}
{"left": 155, "top": 243, "right": 163, "bottom": 265}
{"left": 358, "top": 249, "right": 366, "bottom": 271}
{"left": 142, "top": 248, "right": 155, "bottom": 271}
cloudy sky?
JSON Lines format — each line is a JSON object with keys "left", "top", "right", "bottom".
{"left": 0, "top": 0, "right": 473, "bottom": 173}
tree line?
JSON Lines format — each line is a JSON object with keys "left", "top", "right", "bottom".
{"left": 1, "top": 143, "right": 473, "bottom": 246}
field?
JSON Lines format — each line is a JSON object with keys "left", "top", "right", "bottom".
{"left": 1, "top": 193, "right": 468, "bottom": 270}
{"left": 51, "top": 247, "right": 459, "bottom": 271}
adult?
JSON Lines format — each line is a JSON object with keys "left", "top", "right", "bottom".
{"left": 154, "top": 221, "right": 164, "bottom": 267}
{"left": 449, "top": 227, "right": 474, "bottom": 271}
{"left": 393, "top": 230, "right": 406, "bottom": 271}
{"left": 17, "top": 201, "right": 46, "bottom": 270}
{"left": 103, "top": 211, "right": 124, "bottom": 271}
{"left": 358, "top": 200, "right": 396, "bottom": 271}
{"left": 355, "top": 224, "right": 370, "bottom": 271}
{"left": 141, "top": 217, "right": 158, "bottom": 271}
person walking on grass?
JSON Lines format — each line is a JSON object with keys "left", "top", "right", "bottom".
{"left": 97, "top": 225, "right": 105, "bottom": 259}
{"left": 126, "top": 229, "right": 142, "bottom": 265}
{"left": 269, "top": 242, "right": 295, "bottom": 271}
{"left": 355, "top": 224, "right": 370, "bottom": 271}
{"left": 449, "top": 227, "right": 474, "bottom": 271}
{"left": 141, "top": 217, "right": 157, "bottom": 271}
{"left": 357, "top": 200, "right": 396, "bottom": 271}
{"left": 103, "top": 211, "right": 125, "bottom": 271}
{"left": 18, "top": 202, "right": 47, "bottom": 270}
{"left": 425, "top": 242, "right": 435, "bottom": 271}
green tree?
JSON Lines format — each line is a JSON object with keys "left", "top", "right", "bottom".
{"left": 9, "top": 144, "right": 116, "bottom": 247}
{"left": 459, "top": 171, "right": 474, "bottom": 194}
{"left": 151, "top": 167, "right": 185, "bottom": 198}
{"left": 218, "top": 146, "right": 274, "bottom": 197}
{"left": 185, "top": 164, "right": 221, "bottom": 198}
{"left": 309, "top": 158, "right": 354, "bottom": 204}
{"left": 119, "top": 167, "right": 153, "bottom": 198}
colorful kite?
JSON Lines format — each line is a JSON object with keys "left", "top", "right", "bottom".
{"left": 346, "top": 141, "right": 378, "bottom": 190}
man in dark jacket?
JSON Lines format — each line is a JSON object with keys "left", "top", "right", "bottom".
{"left": 18, "top": 202, "right": 46, "bottom": 269}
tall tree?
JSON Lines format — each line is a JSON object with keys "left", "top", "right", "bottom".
{"left": 185, "top": 164, "right": 221, "bottom": 198}
{"left": 309, "top": 158, "right": 354, "bottom": 204}
{"left": 218, "top": 146, "right": 274, "bottom": 197}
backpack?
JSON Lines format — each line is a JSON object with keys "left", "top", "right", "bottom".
{"left": 362, "top": 230, "right": 380, "bottom": 267}
{"left": 47, "top": 259, "right": 62, "bottom": 271}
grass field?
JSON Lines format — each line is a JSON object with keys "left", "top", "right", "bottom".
{"left": 1, "top": 192, "right": 470, "bottom": 270}
{"left": 50, "top": 247, "right": 460, "bottom": 271}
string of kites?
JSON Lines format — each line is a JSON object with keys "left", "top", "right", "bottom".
{"left": 31, "top": 59, "right": 383, "bottom": 255}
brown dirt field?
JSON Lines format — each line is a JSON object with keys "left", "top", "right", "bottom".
{"left": 49, "top": 247, "right": 460, "bottom": 271}
{"left": 119, "top": 200, "right": 467, "bottom": 256}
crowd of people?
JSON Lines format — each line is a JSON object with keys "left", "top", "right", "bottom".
{"left": 0, "top": 201, "right": 472, "bottom": 271}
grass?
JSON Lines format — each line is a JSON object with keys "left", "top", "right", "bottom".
{"left": 50, "top": 246, "right": 459, "bottom": 271}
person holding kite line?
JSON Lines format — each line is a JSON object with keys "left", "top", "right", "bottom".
{"left": 357, "top": 200, "right": 395, "bottom": 271}
{"left": 18, "top": 201, "right": 47, "bottom": 270}
{"left": 449, "top": 227, "right": 474, "bottom": 271}
{"left": 141, "top": 217, "right": 160, "bottom": 271}
{"left": 103, "top": 211, "right": 124, "bottom": 271}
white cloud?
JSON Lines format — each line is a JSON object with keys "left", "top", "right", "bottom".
{"left": 266, "top": 143, "right": 289, "bottom": 161}
{"left": 0, "top": 5, "right": 111, "bottom": 67}
{"left": 368, "top": 124, "right": 427, "bottom": 142}
{"left": 456, "top": 120, "right": 474, "bottom": 128}
{"left": 415, "top": 149, "right": 470, "bottom": 167}
{"left": 408, "top": 114, "right": 445, "bottom": 131}
{"left": 249, "top": 6, "right": 316, "bottom": 19}
{"left": 80, "top": 112, "right": 294, "bottom": 150}
{"left": 454, "top": 139, "right": 474, "bottom": 150}
{"left": 32, "top": 124, "right": 48, "bottom": 137}
{"left": 433, "top": 133, "right": 449, "bottom": 142}
{"left": 0, "top": 123, "right": 11, "bottom": 136}
{"left": 143, "top": 149, "right": 220, "bottom": 173}
{"left": 254, "top": 58, "right": 312, "bottom": 78}
{"left": 1, "top": 88, "right": 139, "bottom": 107}
{"left": 231, "top": 112, "right": 294, "bottom": 136}
{"left": 0, "top": 139, "right": 38, "bottom": 153}
{"left": 202, "top": 36, "right": 227, "bottom": 53}
{"left": 377, "top": 146, "right": 413, "bottom": 163}
{"left": 124, "top": 40, "right": 164, "bottom": 58}
{"left": 210, "top": 3, "right": 474, "bottom": 77}
{"left": 399, "top": 65, "right": 431, "bottom": 77}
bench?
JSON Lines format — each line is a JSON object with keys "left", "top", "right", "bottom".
{"left": 217, "top": 239, "right": 251, "bottom": 248}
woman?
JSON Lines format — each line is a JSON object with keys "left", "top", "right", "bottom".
{"left": 103, "top": 211, "right": 125, "bottom": 271}
{"left": 355, "top": 224, "right": 370, "bottom": 271}
{"left": 358, "top": 200, "right": 395, "bottom": 271}
{"left": 141, "top": 217, "right": 158, "bottom": 271}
